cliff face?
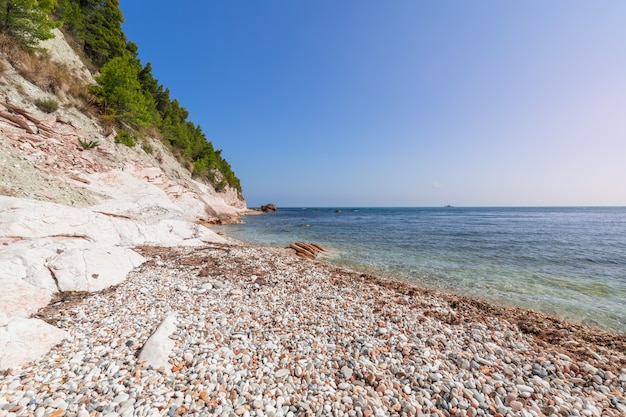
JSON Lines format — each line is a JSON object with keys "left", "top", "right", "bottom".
{"left": 0, "top": 30, "right": 246, "bottom": 370}
{"left": 0, "top": 29, "right": 246, "bottom": 219}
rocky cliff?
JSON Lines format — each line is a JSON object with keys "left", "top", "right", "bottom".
{"left": 0, "top": 30, "right": 247, "bottom": 370}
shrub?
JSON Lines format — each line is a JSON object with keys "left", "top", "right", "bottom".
{"left": 34, "top": 98, "right": 58, "bottom": 113}
{"left": 115, "top": 131, "right": 135, "bottom": 147}
{"left": 141, "top": 140, "right": 153, "bottom": 155}
{"left": 1, "top": 33, "right": 88, "bottom": 100}
{"left": 214, "top": 179, "right": 227, "bottom": 193}
{"left": 78, "top": 138, "right": 100, "bottom": 149}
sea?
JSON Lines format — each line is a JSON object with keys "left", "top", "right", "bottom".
{"left": 214, "top": 207, "right": 626, "bottom": 333}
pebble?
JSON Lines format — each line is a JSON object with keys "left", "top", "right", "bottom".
{"left": 275, "top": 369, "right": 290, "bottom": 379}
{"left": 213, "top": 280, "right": 227, "bottom": 289}
{"left": 341, "top": 366, "right": 353, "bottom": 379}
{"left": 510, "top": 401, "right": 524, "bottom": 411}
{"left": 0, "top": 245, "right": 623, "bottom": 417}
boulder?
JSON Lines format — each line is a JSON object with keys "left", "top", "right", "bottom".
{"left": 0, "top": 317, "right": 68, "bottom": 370}
{"left": 261, "top": 203, "right": 277, "bottom": 213}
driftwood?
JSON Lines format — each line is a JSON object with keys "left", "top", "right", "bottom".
{"left": 288, "top": 241, "right": 327, "bottom": 259}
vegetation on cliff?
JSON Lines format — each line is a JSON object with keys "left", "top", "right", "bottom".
{"left": 0, "top": 0, "right": 241, "bottom": 194}
{"left": 0, "top": 0, "right": 59, "bottom": 48}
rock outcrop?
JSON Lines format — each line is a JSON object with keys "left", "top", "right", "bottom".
{"left": 261, "top": 203, "right": 277, "bottom": 212}
{"left": 0, "top": 29, "right": 246, "bottom": 370}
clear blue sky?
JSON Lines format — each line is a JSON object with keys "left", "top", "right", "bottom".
{"left": 119, "top": 1, "right": 626, "bottom": 207}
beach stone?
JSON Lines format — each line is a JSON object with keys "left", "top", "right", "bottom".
{"left": 532, "top": 363, "right": 548, "bottom": 378}
{"left": 276, "top": 369, "right": 290, "bottom": 379}
{"left": 516, "top": 384, "right": 534, "bottom": 394}
{"left": 341, "top": 366, "right": 353, "bottom": 379}
{"left": 113, "top": 393, "right": 130, "bottom": 403}
{"left": 510, "top": 401, "right": 524, "bottom": 411}
{"left": 137, "top": 312, "right": 177, "bottom": 372}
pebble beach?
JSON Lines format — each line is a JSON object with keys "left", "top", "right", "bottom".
{"left": 1, "top": 242, "right": 625, "bottom": 417}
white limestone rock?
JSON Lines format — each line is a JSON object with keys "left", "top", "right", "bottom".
{"left": 0, "top": 240, "right": 63, "bottom": 293}
{"left": 0, "top": 278, "right": 53, "bottom": 319}
{"left": 47, "top": 247, "right": 145, "bottom": 292}
{"left": 0, "top": 196, "right": 227, "bottom": 247}
{"left": 138, "top": 312, "right": 178, "bottom": 373}
{"left": 0, "top": 318, "right": 68, "bottom": 370}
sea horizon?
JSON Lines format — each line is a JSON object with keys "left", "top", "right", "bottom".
{"left": 260, "top": 205, "right": 626, "bottom": 209}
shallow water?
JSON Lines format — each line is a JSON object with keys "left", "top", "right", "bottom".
{"left": 215, "top": 207, "right": 626, "bottom": 333}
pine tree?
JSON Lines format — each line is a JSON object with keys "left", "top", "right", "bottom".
{"left": 54, "top": 0, "right": 84, "bottom": 40}
{"left": 78, "top": 0, "right": 126, "bottom": 67}
{"left": 0, "top": 0, "right": 59, "bottom": 48}
{"left": 92, "top": 53, "right": 155, "bottom": 125}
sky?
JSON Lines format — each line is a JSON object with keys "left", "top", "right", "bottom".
{"left": 119, "top": 1, "right": 626, "bottom": 207}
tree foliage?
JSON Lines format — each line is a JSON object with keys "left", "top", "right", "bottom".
{"left": 53, "top": 0, "right": 82, "bottom": 40}
{"left": 55, "top": 0, "right": 127, "bottom": 67}
{"left": 92, "top": 54, "right": 156, "bottom": 125}
{"left": 0, "top": 0, "right": 59, "bottom": 48}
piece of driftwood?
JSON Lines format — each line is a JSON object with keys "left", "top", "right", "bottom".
{"left": 288, "top": 241, "right": 327, "bottom": 259}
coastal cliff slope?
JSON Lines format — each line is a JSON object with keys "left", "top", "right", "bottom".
{"left": 0, "top": 29, "right": 246, "bottom": 369}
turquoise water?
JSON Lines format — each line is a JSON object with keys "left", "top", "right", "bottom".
{"left": 215, "top": 207, "right": 626, "bottom": 333}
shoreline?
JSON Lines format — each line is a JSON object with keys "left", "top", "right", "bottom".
{"left": 1, "top": 241, "right": 624, "bottom": 416}
{"left": 215, "top": 207, "right": 626, "bottom": 335}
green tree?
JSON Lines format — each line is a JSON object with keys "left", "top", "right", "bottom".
{"left": 138, "top": 62, "right": 171, "bottom": 116}
{"left": 92, "top": 53, "right": 154, "bottom": 125}
{"left": 78, "top": 0, "right": 126, "bottom": 67}
{"left": 54, "top": 0, "right": 84, "bottom": 40}
{"left": 0, "top": 0, "right": 59, "bottom": 48}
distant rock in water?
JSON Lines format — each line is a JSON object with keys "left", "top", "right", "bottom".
{"left": 261, "top": 203, "right": 277, "bottom": 212}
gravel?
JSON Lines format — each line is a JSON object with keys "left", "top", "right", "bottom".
{"left": 1, "top": 243, "right": 624, "bottom": 417}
